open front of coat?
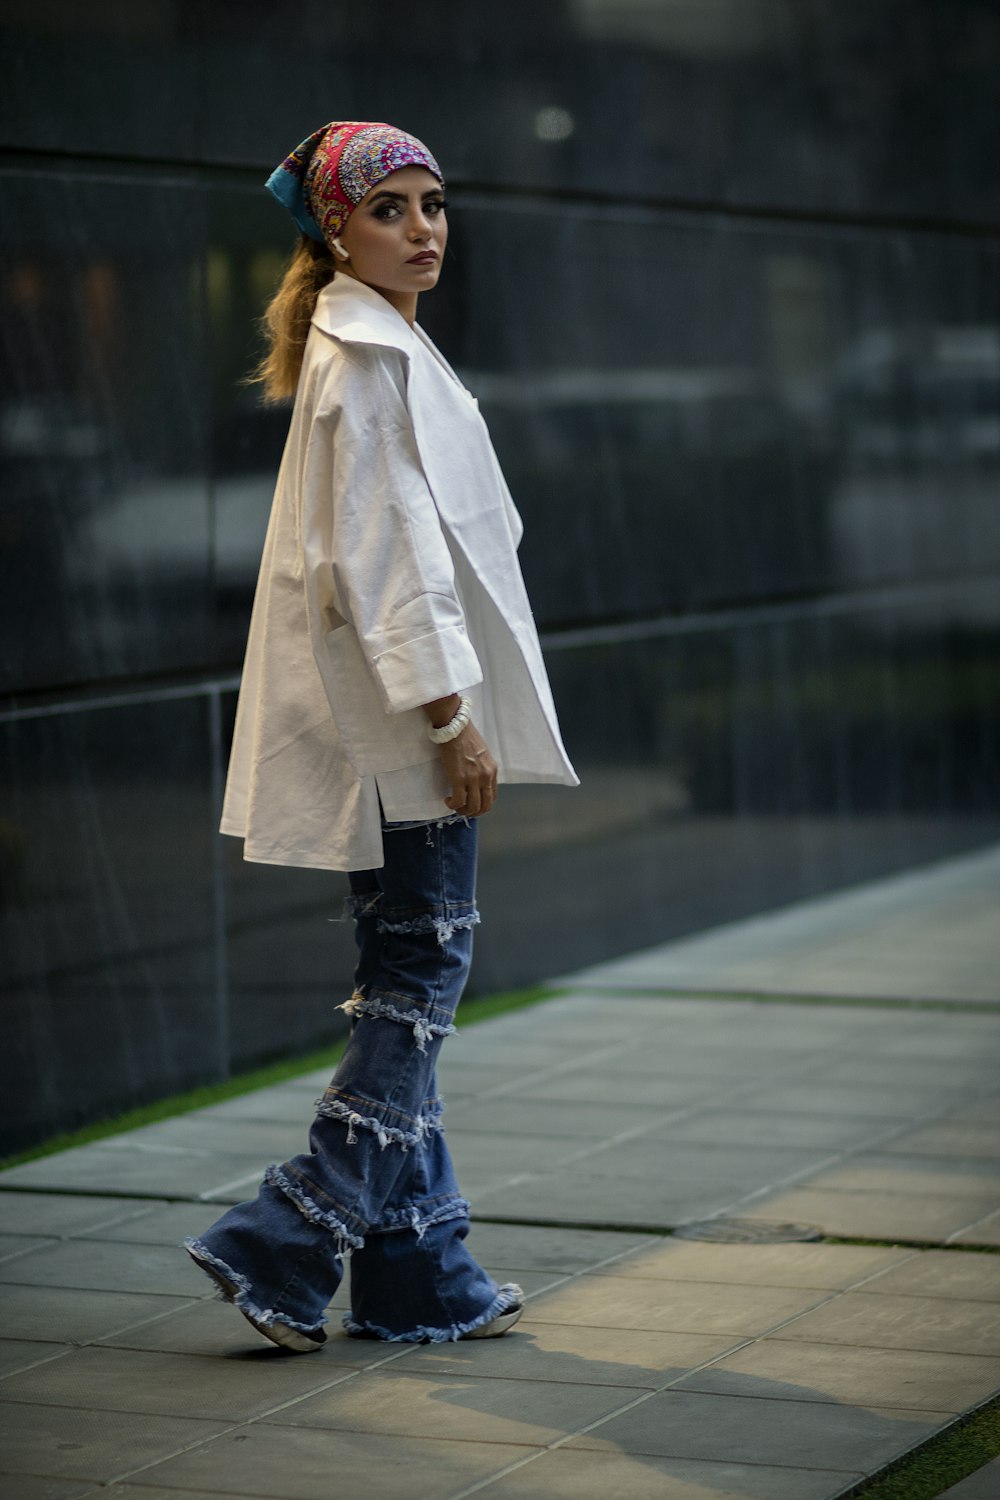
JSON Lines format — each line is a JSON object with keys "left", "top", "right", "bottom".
{"left": 221, "top": 274, "right": 578, "bottom": 872}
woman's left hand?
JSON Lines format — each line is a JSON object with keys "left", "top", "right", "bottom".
{"left": 438, "top": 721, "right": 498, "bottom": 817}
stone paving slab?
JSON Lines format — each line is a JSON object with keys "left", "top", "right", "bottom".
{"left": 116, "top": 1115, "right": 311, "bottom": 1158}
{"left": 66, "top": 1490, "right": 223, "bottom": 1500}
{"left": 126, "top": 1426, "right": 542, "bottom": 1500}
{"left": 564, "top": 1388, "right": 950, "bottom": 1473}
{"left": 404, "top": 1322, "right": 743, "bottom": 1389}
{"left": 259, "top": 1367, "right": 637, "bottom": 1447}
{"left": 200, "top": 1085, "right": 333, "bottom": 1125}
{"left": 0, "top": 1239, "right": 210, "bottom": 1299}
{"left": 437, "top": 1448, "right": 864, "bottom": 1500}
{"left": 645, "top": 1106, "right": 896, "bottom": 1150}
{"left": 0, "top": 1144, "right": 274, "bottom": 1201}
{"left": 741, "top": 1185, "right": 1000, "bottom": 1244}
{"left": 468, "top": 1172, "right": 733, "bottom": 1229}
{"left": 426, "top": 1036, "right": 573, "bottom": 1069}
{"left": 0, "top": 1477, "right": 95, "bottom": 1500}
{"left": 0, "top": 1193, "right": 164, "bottom": 1238}
{"left": 860, "top": 1249, "right": 1000, "bottom": 1301}
{"left": 446, "top": 1131, "right": 604, "bottom": 1183}
{"left": 0, "top": 1235, "right": 54, "bottom": 1263}
{"left": 730, "top": 1078, "right": 979, "bottom": 1118}
{"left": 443, "top": 1097, "right": 668, "bottom": 1139}
{"left": 811, "top": 1154, "right": 1000, "bottom": 1198}
{"left": 526, "top": 1275, "right": 832, "bottom": 1336}
{"left": 76, "top": 1202, "right": 230, "bottom": 1246}
{"left": 466, "top": 1224, "right": 659, "bottom": 1274}
{"left": 809, "top": 1059, "right": 999, "bottom": 1094}
{"left": 489, "top": 1066, "right": 722, "bottom": 1109}
{"left": 585, "top": 1239, "right": 909, "bottom": 1289}
{"left": 0, "top": 1338, "right": 72, "bottom": 1379}
{"left": 882, "top": 1122, "right": 1000, "bottom": 1159}
{"left": 677, "top": 1339, "right": 1000, "bottom": 1412}
{"left": 770, "top": 1290, "right": 1000, "bottom": 1357}
{"left": 0, "top": 1402, "right": 232, "bottom": 1483}
{"left": 941, "top": 1457, "right": 1000, "bottom": 1498}
{"left": 93, "top": 1299, "right": 395, "bottom": 1366}
{"left": 566, "top": 1137, "right": 838, "bottom": 1187}
{"left": 953, "top": 1210, "right": 1000, "bottom": 1247}
{"left": 0, "top": 1344, "right": 360, "bottom": 1422}
{"left": 0, "top": 1285, "right": 198, "bottom": 1345}
{"left": 557, "top": 842, "right": 1000, "bottom": 1003}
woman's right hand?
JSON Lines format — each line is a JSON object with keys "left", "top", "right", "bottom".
{"left": 438, "top": 720, "right": 498, "bottom": 817}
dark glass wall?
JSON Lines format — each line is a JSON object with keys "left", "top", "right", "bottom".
{"left": 2, "top": 1, "right": 998, "bottom": 1152}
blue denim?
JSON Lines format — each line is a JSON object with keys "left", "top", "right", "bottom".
{"left": 185, "top": 814, "right": 520, "bottom": 1342}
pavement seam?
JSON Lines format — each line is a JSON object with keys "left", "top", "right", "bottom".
{"left": 948, "top": 1208, "right": 1000, "bottom": 1246}
{"left": 0, "top": 1236, "right": 59, "bottom": 1265}
{"left": 469, "top": 1218, "right": 1000, "bottom": 1255}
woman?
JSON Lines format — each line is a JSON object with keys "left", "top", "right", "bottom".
{"left": 184, "top": 120, "right": 577, "bottom": 1351}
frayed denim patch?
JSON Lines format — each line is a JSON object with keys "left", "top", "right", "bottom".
{"left": 337, "top": 988, "right": 457, "bottom": 1053}
{"left": 343, "top": 1281, "right": 523, "bottom": 1343}
{"left": 342, "top": 891, "right": 381, "bottom": 921}
{"left": 376, "top": 908, "right": 480, "bottom": 947}
{"left": 262, "top": 1164, "right": 364, "bottom": 1256}
{"left": 374, "top": 1193, "right": 469, "bottom": 1238}
{"left": 183, "top": 1236, "right": 329, "bottom": 1337}
{"left": 382, "top": 813, "right": 472, "bottom": 834}
{"left": 313, "top": 1094, "right": 443, "bottom": 1151}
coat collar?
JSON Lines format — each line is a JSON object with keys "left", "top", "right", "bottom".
{"left": 310, "top": 273, "right": 416, "bottom": 357}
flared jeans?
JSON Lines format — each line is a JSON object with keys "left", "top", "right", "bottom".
{"left": 185, "top": 814, "right": 520, "bottom": 1342}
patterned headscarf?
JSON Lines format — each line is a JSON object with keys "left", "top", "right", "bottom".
{"left": 264, "top": 120, "right": 444, "bottom": 250}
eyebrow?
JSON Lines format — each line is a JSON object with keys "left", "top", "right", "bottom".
{"left": 366, "top": 188, "right": 445, "bottom": 204}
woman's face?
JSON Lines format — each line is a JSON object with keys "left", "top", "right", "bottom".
{"left": 337, "top": 165, "right": 447, "bottom": 304}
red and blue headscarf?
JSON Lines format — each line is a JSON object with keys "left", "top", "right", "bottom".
{"left": 265, "top": 121, "right": 444, "bottom": 250}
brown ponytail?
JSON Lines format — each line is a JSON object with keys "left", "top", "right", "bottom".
{"left": 241, "top": 233, "right": 337, "bottom": 404}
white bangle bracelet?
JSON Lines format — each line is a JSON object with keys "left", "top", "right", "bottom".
{"left": 427, "top": 695, "right": 472, "bottom": 744}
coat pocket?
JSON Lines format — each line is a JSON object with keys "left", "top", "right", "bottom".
{"left": 318, "top": 623, "right": 439, "bottom": 777}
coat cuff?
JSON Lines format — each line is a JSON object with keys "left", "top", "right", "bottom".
{"left": 372, "top": 625, "right": 483, "bottom": 714}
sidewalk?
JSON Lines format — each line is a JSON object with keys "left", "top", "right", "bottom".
{"left": 1, "top": 844, "right": 998, "bottom": 1499}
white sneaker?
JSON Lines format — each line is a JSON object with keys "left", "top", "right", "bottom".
{"left": 461, "top": 1290, "right": 524, "bottom": 1339}
{"left": 186, "top": 1246, "right": 326, "bottom": 1354}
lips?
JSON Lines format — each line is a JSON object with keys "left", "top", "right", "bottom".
{"left": 407, "top": 252, "right": 438, "bottom": 265}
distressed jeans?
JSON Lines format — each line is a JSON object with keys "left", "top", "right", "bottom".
{"left": 184, "top": 814, "right": 520, "bottom": 1342}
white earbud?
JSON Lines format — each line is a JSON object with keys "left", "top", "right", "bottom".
{"left": 332, "top": 237, "right": 350, "bottom": 261}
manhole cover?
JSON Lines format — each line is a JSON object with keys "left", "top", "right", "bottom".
{"left": 673, "top": 1218, "right": 822, "bottom": 1245}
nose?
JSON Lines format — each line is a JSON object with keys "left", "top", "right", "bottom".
{"left": 408, "top": 206, "right": 433, "bottom": 239}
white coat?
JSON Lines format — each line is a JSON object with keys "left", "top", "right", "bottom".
{"left": 220, "top": 273, "right": 578, "bottom": 872}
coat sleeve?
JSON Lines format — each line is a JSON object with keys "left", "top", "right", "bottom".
{"left": 303, "top": 344, "right": 483, "bottom": 715}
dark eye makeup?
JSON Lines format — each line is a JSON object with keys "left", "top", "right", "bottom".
{"left": 370, "top": 196, "right": 448, "bottom": 220}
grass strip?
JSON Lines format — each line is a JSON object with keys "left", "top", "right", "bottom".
{"left": 465, "top": 1218, "right": 999, "bottom": 1255}
{"left": 0, "top": 982, "right": 557, "bottom": 1171}
{"left": 843, "top": 1394, "right": 1000, "bottom": 1498}
{"left": 564, "top": 985, "right": 1000, "bottom": 1014}
{"left": 825, "top": 1235, "right": 1000, "bottom": 1256}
